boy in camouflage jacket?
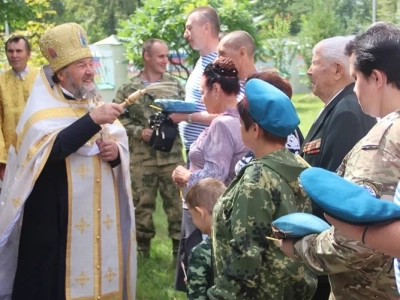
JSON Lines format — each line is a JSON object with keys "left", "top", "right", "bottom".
{"left": 185, "top": 178, "right": 227, "bottom": 300}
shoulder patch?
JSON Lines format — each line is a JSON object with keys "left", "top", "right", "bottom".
{"left": 355, "top": 180, "right": 379, "bottom": 198}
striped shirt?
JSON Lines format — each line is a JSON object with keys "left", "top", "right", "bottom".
{"left": 393, "top": 182, "right": 400, "bottom": 294}
{"left": 237, "top": 79, "right": 245, "bottom": 102}
{"left": 179, "top": 52, "right": 218, "bottom": 149}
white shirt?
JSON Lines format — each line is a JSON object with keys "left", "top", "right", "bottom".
{"left": 11, "top": 66, "right": 30, "bottom": 80}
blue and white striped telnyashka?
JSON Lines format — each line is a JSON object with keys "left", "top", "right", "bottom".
{"left": 179, "top": 52, "right": 218, "bottom": 150}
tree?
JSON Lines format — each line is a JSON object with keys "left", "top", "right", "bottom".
{"left": 297, "top": 0, "right": 345, "bottom": 69}
{"left": 377, "top": 0, "right": 398, "bottom": 23}
{"left": 335, "top": 0, "right": 373, "bottom": 34}
{"left": 249, "top": 0, "right": 308, "bottom": 35}
{"left": 0, "top": 0, "right": 51, "bottom": 31}
{"left": 60, "top": 0, "right": 141, "bottom": 43}
{"left": 262, "top": 14, "right": 298, "bottom": 78}
{"left": 0, "top": 0, "right": 55, "bottom": 69}
{"left": 118, "top": 0, "right": 263, "bottom": 79}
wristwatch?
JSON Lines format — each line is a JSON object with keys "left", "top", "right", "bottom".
{"left": 187, "top": 113, "right": 193, "bottom": 124}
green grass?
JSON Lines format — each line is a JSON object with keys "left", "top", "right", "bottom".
{"left": 292, "top": 93, "right": 323, "bottom": 136}
{"left": 135, "top": 199, "right": 186, "bottom": 300}
{"left": 135, "top": 93, "right": 322, "bottom": 299}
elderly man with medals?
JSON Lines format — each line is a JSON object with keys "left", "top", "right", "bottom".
{"left": 0, "top": 23, "right": 137, "bottom": 300}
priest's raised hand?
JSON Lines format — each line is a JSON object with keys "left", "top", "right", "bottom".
{"left": 90, "top": 102, "right": 123, "bottom": 125}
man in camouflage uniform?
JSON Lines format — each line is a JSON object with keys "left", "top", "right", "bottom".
{"left": 113, "top": 38, "right": 185, "bottom": 258}
{"left": 281, "top": 22, "right": 400, "bottom": 299}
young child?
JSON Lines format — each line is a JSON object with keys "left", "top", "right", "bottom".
{"left": 184, "top": 178, "right": 227, "bottom": 300}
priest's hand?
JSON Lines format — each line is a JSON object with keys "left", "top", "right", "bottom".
{"left": 96, "top": 139, "right": 119, "bottom": 161}
{"left": 0, "top": 163, "right": 5, "bottom": 181}
{"left": 90, "top": 103, "right": 123, "bottom": 125}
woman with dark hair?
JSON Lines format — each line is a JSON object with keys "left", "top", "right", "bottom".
{"left": 172, "top": 56, "right": 248, "bottom": 291}
{"left": 235, "top": 71, "right": 304, "bottom": 173}
{"left": 208, "top": 78, "right": 317, "bottom": 299}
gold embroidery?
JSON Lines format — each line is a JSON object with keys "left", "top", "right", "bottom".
{"left": 102, "top": 214, "right": 114, "bottom": 230}
{"left": 16, "top": 107, "right": 87, "bottom": 152}
{"left": 104, "top": 268, "right": 117, "bottom": 284}
{"left": 75, "top": 271, "right": 90, "bottom": 287}
{"left": 75, "top": 218, "right": 90, "bottom": 234}
{"left": 75, "top": 163, "right": 91, "bottom": 179}
{"left": 0, "top": 69, "right": 39, "bottom": 161}
{"left": 12, "top": 197, "right": 21, "bottom": 208}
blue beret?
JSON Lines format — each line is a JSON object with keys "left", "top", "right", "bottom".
{"left": 245, "top": 78, "right": 300, "bottom": 137}
{"left": 154, "top": 99, "right": 196, "bottom": 113}
{"left": 300, "top": 167, "right": 400, "bottom": 225}
{"left": 272, "top": 212, "right": 330, "bottom": 238}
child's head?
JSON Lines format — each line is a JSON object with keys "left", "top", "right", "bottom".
{"left": 185, "top": 178, "right": 226, "bottom": 234}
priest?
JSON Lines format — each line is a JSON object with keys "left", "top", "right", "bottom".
{"left": 0, "top": 23, "right": 137, "bottom": 300}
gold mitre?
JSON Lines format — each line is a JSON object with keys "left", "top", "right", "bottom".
{"left": 39, "top": 23, "right": 93, "bottom": 72}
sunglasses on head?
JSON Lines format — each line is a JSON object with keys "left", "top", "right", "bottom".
{"left": 204, "top": 62, "right": 238, "bottom": 78}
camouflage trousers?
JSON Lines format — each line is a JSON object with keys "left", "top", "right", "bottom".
{"left": 131, "top": 163, "right": 182, "bottom": 250}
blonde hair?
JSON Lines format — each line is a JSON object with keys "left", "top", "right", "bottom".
{"left": 185, "top": 178, "right": 226, "bottom": 214}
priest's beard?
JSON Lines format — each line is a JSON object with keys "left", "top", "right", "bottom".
{"left": 64, "top": 71, "right": 98, "bottom": 100}
{"left": 74, "top": 83, "right": 98, "bottom": 100}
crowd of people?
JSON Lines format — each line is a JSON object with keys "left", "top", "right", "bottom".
{"left": 0, "top": 4, "right": 400, "bottom": 300}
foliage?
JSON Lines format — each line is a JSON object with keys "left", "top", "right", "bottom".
{"left": 377, "top": 0, "right": 399, "bottom": 23}
{"left": 118, "top": 0, "right": 263, "bottom": 79}
{"left": 297, "top": 0, "right": 345, "bottom": 70}
{"left": 335, "top": 0, "right": 373, "bottom": 35}
{"left": 0, "top": 0, "right": 51, "bottom": 30}
{"left": 262, "top": 14, "right": 298, "bottom": 78}
{"left": 250, "top": 0, "right": 308, "bottom": 35}
{"left": 0, "top": 0, "right": 55, "bottom": 70}
{"left": 60, "top": 0, "right": 140, "bottom": 43}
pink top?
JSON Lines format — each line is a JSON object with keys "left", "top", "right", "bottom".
{"left": 186, "top": 107, "right": 248, "bottom": 192}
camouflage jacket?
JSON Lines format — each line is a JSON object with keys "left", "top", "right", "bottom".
{"left": 208, "top": 149, "right": 317, "bottom": 300}
{"left": 187, "top": 237, "right": 213, "bottom": 300}
{"left": 113, "top": 73, "right": 185, "bottom": 166}
{"left": 294, "top": 111, "right": 400, "bottom": 300}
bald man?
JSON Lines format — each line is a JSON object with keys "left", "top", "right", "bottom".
{"left": 217, "top": 30, "right": 257, "bottom": 100}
